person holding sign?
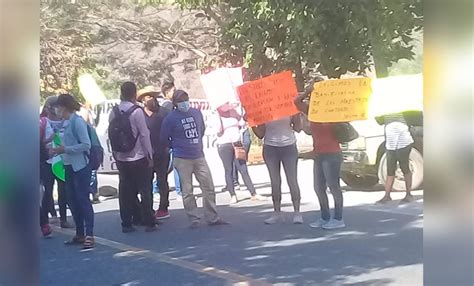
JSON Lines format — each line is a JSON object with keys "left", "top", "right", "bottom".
{"left": 216, "top": 103, "right": 264, "bottom": 204}
{"left": 252, "top": 116, "right": 303, "bottom": 224}
{"left": 295, "top": 78, "right": 346, "bottom": 230}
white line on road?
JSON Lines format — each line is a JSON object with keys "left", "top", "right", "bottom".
{"left": 51, "top": 226, "right": 273, "bottom": 286}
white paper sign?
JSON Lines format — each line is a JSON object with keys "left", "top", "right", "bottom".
{"left": 200, "top": 68, "right": 243, "bottom": 109}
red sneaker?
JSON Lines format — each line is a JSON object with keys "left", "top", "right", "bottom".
{"left": 41, "top": 225, "right": 52, "bottom": 238}
{"left": 155, "top": 210, "right": 170, "bottom": 220}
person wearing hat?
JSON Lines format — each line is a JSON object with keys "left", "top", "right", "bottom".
{"left": 138, "top": 86, "right": 172, "bottom": 220}
{"left": 51, "top": 94, "right": 95, "bottom": 249}
{"left": 40, "top": 96, "right": 73, "bottom": 229}
{"left": 160, "top": 90, "right": 227, "bottom": 228}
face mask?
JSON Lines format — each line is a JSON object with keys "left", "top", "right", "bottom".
{"left": 145, "top": 98, "right": 159, "bottom": 112}
{"left": 176, "top": 101, "right": 190, "bottom": 112}
{"left": 54, "top": 107, "right": 64, "bottom": 119}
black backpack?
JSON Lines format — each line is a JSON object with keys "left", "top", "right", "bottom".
{"left": 108, "top": 105, "right": 141, "bottom": 153}
{"left": 332, "top": 122, "right": 359, "bottom": 143}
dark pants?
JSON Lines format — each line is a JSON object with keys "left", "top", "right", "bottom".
{"left": 154, "top": 152, "right": 170, "bottom": 211}
{"left": 386, "top": 144, "right": 412, "bottom": 176}
{"left": 218, "top": 143, "right": 256, "bottom": 196}
{"left": 263, "top": 144, "right": 301, "bottom": 211}
{"left": 117, "top": 158, "right": 154, "bottom": 228}
{"left": 65, "top": 165, "right": 94, "bottom": 236}
{"left": 232, "top": 129, "right": 252, "bottom": 186}
{"left": 313, "top": 153, "right": 343, "bottom": 221}
{"left": 42, "top": 162, "right": 67, "bottom": 221}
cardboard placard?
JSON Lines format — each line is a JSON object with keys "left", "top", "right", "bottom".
{"left": 200, "top": 68, "right": 243, "bottom": 109}
{"left": 308, "top": 78, "right": 372, "bottom": 122}
{"left": 237, "top": 71, "right": 299, "bottom": 126}
{"left": 78, "top": 74, "right": 106, "bottom": 106}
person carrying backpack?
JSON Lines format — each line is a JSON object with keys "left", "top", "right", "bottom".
{"left": 50, "top": 94, "right": 96, "bottom": 249}
{"left": 108, "top": 82, "right": 156, "bottom": 233}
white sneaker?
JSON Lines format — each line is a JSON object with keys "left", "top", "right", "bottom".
{"left": 229, "top": 195, "right": 238, "bottom": 205}
{"left": 309, "top": 219, "right": 329, "bottom": 228}
{"left": 251, "top": 194, "right": 267, "bottom": 201}
{"left": 322, "top": 219, "right": 345, "bottom": 230}
{"left": 293, "top": 213, "right": 304, "bottom": 224}
{"left": 264, "top": 213, "right": 283, "bottom": 224}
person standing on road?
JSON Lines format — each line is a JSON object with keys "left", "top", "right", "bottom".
{"left": 161, "top": 81, "right": 182, "bottom": 200}
{"left": 51, "top": 94, "right": 95, "bottom": 249}
{"left": 376, "top": 113, "right": 414, "bottom": 204}
{"left": 252, "top": 116, "right": 303, "bottom": 225}
{"left": 40, "top": 96, "right": 73, "bottom": 228}
{"left": 295, "top": 78, "right": 346, "bottom": 230}
{"left": 138, "top": 86, "right": 172, "bottom": 220}
{"left": 216, "top": 103, "right": 263, "bottom": 204}
{"left": 108, "top": 82, "right": 157, "bottom": 233}
{"left": 160, "top": 90, "right": 228, "bottom": 228}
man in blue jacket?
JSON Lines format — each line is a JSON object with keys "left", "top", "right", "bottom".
{"left": 160, "top": 90, "right": 227, "bottom": 228}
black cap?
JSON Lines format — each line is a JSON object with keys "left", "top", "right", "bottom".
{"left": 172, "top": 90, "right": 189, "bottom": 103}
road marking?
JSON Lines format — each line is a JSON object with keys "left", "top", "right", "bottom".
{"left": 52, "top": 226, "right": 272, "bottom": 286}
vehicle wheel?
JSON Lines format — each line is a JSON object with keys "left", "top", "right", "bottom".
{"left": 378, "top": 148, "right": 424, "bottom": 191}
{"left": 341, "top": 173, "right": 379, "bottom": 189}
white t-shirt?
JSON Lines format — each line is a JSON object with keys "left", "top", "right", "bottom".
{"left": 264, "top": 117, "right": 296, "bottom": 147}
{"left": 384, "top": 114, "right": 414, "bottom": 150}
{"left": 216, "top": 115, "right": 241, "bottom": 145}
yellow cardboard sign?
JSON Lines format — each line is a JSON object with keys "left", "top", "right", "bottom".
{"left": 308, "top": 78, "right": 372, "bottom": 122}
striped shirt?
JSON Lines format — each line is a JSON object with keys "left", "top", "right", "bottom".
{"left": 384, "top": 113, "right": 414, "bottom": 150}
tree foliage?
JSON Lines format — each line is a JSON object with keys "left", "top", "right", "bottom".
{"left": 41, "top": 0, "right": 221, "bottom": 100}
{"left": 147, "top": 0, "right": 422, "bottom": 89}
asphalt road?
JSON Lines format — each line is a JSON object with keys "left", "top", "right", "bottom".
{"left": 40, "top": 159, "right": 423, "bottom": 286}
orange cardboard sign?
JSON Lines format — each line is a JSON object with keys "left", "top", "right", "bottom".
{"left": 237, "top": 71, "right": 299, "bottom": 126}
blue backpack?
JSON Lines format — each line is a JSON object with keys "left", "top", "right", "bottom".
{"left": 71, "top": 115, "right": 104, "bottom": 170}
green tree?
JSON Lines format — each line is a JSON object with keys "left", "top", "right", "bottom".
{"left": 144, "top": 0, "right": 422, "bottom": 89}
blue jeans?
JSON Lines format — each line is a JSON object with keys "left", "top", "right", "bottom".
{"left": 232, "top": 129, "right": 252, "bottom": 186}
{"left": 313, "top": 153, "right": 343, "bottom": 221}
{"left": 174, "top": 168, "right": 182, "bottom": 196}
{"left": 65, "top": 165, "right": 94, "bottom": 236}
{"left": 263, "top": 144, "right": 301, "bottom": 211}
{"left": 90, "top": 170, "right": 98, "bottom": 194}
{"left": 218, "top": 143, "right": 256, "bottom": 196}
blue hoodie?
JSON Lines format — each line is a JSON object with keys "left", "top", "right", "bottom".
{"left": 160, "top": 108, "right": 206, "bottom": 159}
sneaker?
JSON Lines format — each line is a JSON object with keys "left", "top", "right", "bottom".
{"left": 251, "top": 194, "right": 266, "bottom": 201}
{"left": 122, "top": 226, "right": 137, "bottom": 233}
{"left": 60, "top": 220, "right": 74, "bottom": 229}
{"left": 376, "top": 196, "right": 392, "bottom": 204}
{"left": 189, "top": 221, "right": 200, "bottom": 229}
{"left": 264, "top": 213, "right": 283, "bottom": 225}
{"left": 209, "top": 219, "right": 230, "bottom": 226}
{"left": 293, "top": 213, "right": 304, "bottom": 224}
{"left": 400, "top": 194, "right": 414, "bottom": 204}
{"left": 41, "top": 225, "right": 52, "bottom": 238}
{"left": 83, "top": 236, "right": 95, "bottom": 249}
{"left": 229, "top": 195, "right": 238, "bottom": 205}
{"left": 50, "top": 216, "right": 59, "bottom": 225}
{"left": 322, "top": 219, "right": 345, "bottom": 230}
{"left": 145, "top": 225, "right": 158, "bottom": 232}
{"left": 234, "top": 185, "right": 241, "bottom": 191}
{"left": 155, "top": 210, "right": 170, "bottom": 220}
{"left": 310, "top": 218, "right": 329, "bottom": 228}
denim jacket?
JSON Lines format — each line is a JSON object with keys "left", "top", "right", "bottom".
{"left": 62, "top": 113, "right": 91, "bottom": 172}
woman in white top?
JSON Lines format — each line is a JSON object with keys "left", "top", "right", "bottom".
{"left": 376, "top": 113, "right": 414, "bottom": 204}
{"left": 216, "top": 103, "right": 263, "bottom": 204}
{"left": 252, "top": 115, "right": 303, "bottom": 224}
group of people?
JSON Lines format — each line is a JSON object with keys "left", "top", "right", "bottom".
{"left": 39, "top": 76, "right": 416, "bottom": 250}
